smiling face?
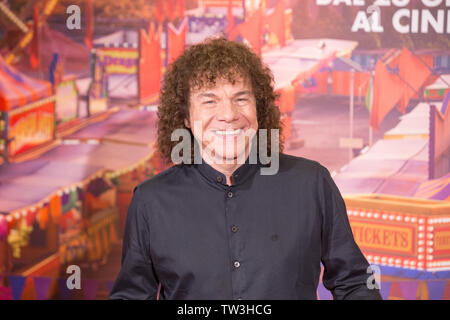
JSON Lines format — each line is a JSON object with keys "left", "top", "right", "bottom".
{"left": 184, "top": 76, "right": 258, "bottom": 164}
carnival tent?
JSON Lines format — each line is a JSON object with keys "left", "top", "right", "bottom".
{"left": 334, "top": 139, "right": 429, "bottom": 197}
{"left": 329, "top": 56, "right": 364, "bottom": 72}
{"left": 66, "top": 109, "right": 158, "bottom": 146}
{"left": 264, "top": 56, "right": 317, "bottom": 91}
{"left": 384, "top": 102, "right": 432, "bottom": 139}
{"left": 426, "top": 75, "right": 450, "bottom": 91}
{"left": 425, "top": 74, "right": 450, "bottom": 99}
{"left": 0, "top": 139, "right": 155, "bottom": 214}
{"left": 262, "top": 39, "right": 358, "bottom": 91}
{"left": 415, "top": 173, "right": 450, "bottom": 201}
{"left": 0, "top": 108, "right": 158, "bottom": 215}
{"left": 93, "top": 30, "right": 138, "bottom": 48}
{"left": 0, "top": 159, "right": 104, "bottom": 213}
{"left": 39, "top": 23, "right": 90, "bottom": 75}
{"left": 38, "top": 141, "right": 154, "bottom": 173}
{"left": 0, "top": 55, "right": 52, "bottom": 111}
{"left": 13, "top": 23, "right": 90, "bottom": 77}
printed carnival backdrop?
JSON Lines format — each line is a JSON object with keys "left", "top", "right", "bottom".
{"left": 0, "top": 0, "right": 449, "bottom": 300}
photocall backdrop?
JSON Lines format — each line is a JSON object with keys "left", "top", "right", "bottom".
{"left": 0, "top": 0, "right": 449, "bottom": 300}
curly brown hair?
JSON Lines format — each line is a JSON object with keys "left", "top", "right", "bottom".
{"left": 157, "top": 37, "right": 284, "bottom": 165}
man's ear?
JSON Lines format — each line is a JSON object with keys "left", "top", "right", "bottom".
{"left": 184, "top": 118, "right": 190, "bottom": 128}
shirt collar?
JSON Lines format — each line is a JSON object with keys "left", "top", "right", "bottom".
{"left": 195, "top": 153, "right": 263, "bottom": 187}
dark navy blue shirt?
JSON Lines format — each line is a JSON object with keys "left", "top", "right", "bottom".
{"left": 109, "top": 153, "right": 382, "bottom": 300}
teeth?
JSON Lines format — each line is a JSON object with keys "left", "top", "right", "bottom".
{"left": 214, "top": 129, "right": 242, "bottom": 135}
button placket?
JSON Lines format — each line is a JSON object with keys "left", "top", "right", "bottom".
{"left": 224, "top": 186, "right": 245, "bottom": 299}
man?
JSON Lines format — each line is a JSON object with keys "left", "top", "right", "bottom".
{"left": 109, "top": 38, "right": 382, "bottom": 300}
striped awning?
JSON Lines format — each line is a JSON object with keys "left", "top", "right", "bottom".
{"left": 0, "top": 55, "right": 52, "bottom": 111}
{"left": 415, "top": 173, "right": 450, "bottom": 201}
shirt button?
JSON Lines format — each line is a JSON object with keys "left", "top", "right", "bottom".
{"left": 231, "top": 225, "right": 238, "bottom": 233}
{"left": 216, "top": 176, "right": 223, "bottom": 183}
{"left": 233, "top": 261, "right": 240, "bottom": 268}
{"left": 227, "top": 191, "right": 233, "bottom": 198}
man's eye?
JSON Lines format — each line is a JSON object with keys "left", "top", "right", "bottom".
{"left": 237, "top": 98, "right": 248, "bottom": 103}
{"left": 203, "top": 100, "right": 215, "bottom": 105}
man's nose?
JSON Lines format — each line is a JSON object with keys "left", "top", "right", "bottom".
{"left": 217, "top": 99, "right": 239, "bottom": 122}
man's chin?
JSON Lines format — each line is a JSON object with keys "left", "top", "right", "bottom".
{"left": 201, "top": 144, "right": 249, "bottom": 164}
{"left": 214, "top": 152, "right": 248, "bottom": 164}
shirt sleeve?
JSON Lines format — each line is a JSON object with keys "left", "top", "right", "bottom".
{"left": 318, "top": 165, "right": 382, "bottom": 300}
{"left": 109, "top": 186, "right": 160, "bottom": 300}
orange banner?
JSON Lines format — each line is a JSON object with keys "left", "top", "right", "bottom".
{"left": 350, "top": 220, "right": 415, "bottom": 255}
{"left": 434, "top": 227, "right": 450, "bottom": 255}
{"left": 8, "top": 101, "right": 55, "bottom": 156}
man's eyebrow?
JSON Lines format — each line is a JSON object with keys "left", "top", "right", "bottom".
{"left": 233, "top": 90, "right": 252, "bottom": 97}
{"left": 196, "top": 90, "right": 252, "bottom": 99}
{"left": 197, "top": 92, "right": 218, "bottom": 99}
